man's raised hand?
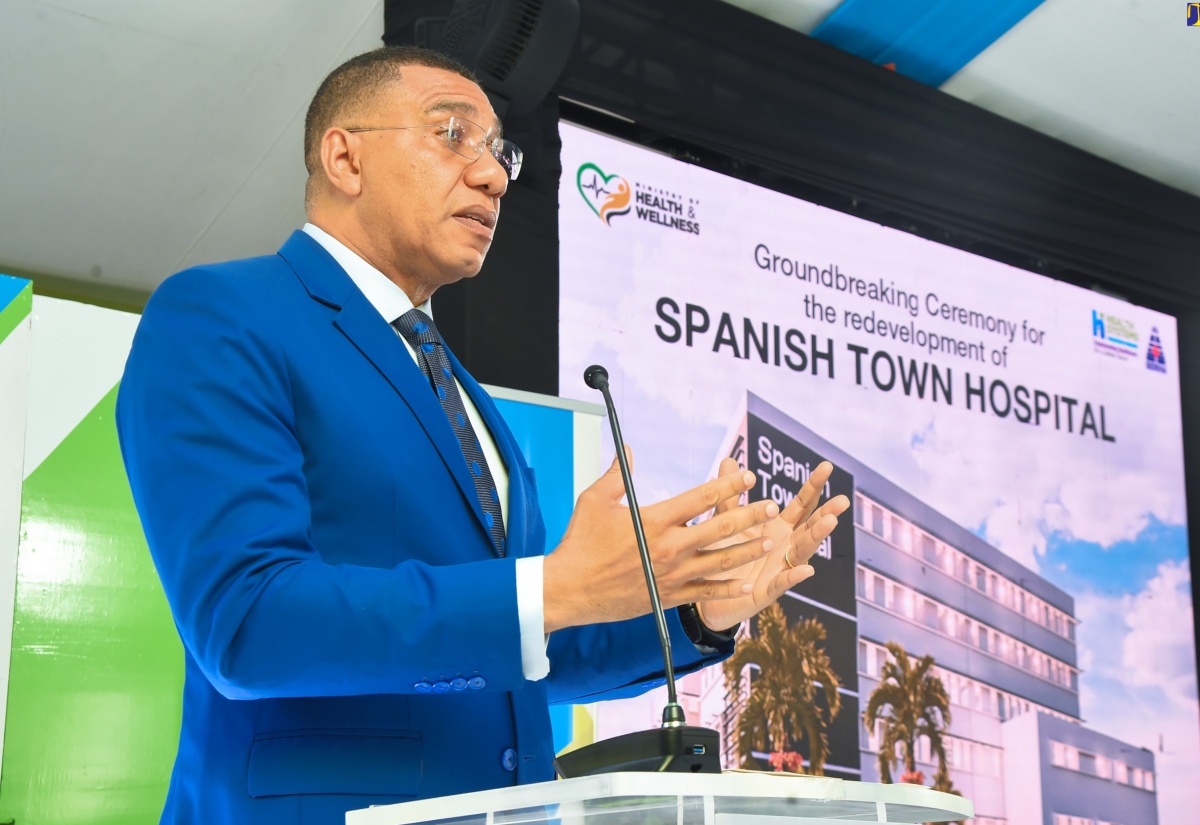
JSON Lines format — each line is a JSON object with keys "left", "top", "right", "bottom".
{"left": 692, "top": 458, "right": 850, "bottom": 632}
{"left": 542, "top": 447, "right": 779, "bottom": 634}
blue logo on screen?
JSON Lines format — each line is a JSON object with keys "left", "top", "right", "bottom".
{"left": 1190, "top": 3, "right": 1200, "bottom": 25}
{"left": 1146, "top": 327, "right": 1167, "bottom": 373}
{"left": 1092, "top": 309, "right": 1139, "bottom": 361}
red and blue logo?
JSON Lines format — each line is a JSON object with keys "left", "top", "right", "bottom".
{"left": 1146, "top": 327, "right": 1167, "bottom": 373}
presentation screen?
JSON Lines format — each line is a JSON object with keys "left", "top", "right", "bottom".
{"left": 557, "top": 121, "right": 1195, "bottom": 825}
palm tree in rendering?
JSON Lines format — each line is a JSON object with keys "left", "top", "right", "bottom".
{"left": 932, "top": 762, "right": 966, "bottom": 825}
{"left": 862, "top": 641, "right": 952, "bottom": 784}
{"left": 723, "top": 602, "right": 841, "bottom": 774}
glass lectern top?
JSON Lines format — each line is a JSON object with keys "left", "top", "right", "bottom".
{"left": 346, "top": 772, "right": 973, "bottom": 825}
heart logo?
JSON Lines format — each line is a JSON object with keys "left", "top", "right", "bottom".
{"left": 576, "top": 163, "right": 631, "bottom": 225}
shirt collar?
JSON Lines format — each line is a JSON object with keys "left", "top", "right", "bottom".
{"left": 302, "top": 222, "right": 432, "bottom": 323}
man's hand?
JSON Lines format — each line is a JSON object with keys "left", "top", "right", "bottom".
{"left": 692, "top": 458, "right": 850, "bottom": 632}
{"left": 543, "top": 448, "right": 780, "bottom": 634}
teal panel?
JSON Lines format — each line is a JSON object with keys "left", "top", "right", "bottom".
{"left": 549, "top": 703, "right": 574, "bottom": 753}
{"left": 493, "top": 399, "right": 575, "bottom": 552}
{"left": 493, "top": 398, "right": 576, "bottom": 751}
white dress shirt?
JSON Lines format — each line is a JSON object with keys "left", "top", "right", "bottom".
{"left": 302, "top": 223, "right": 550, "bottom": 681}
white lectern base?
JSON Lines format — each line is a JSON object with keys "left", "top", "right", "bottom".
{"left": 346, "top": 771, "right": 973, "bottom": 825}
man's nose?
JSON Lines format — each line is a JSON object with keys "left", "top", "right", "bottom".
{"left": 466, "top": 150, "right": 509, "bottom": 197}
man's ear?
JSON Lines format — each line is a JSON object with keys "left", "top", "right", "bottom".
{"left": 320, "top": 127, "right": 363, "bottom": 198}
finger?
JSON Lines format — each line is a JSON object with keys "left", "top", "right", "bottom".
{"left": 586, "top": 452, "right": 627, "bottom": 505}
{"left": 796, "top": 494, "right": 850, "bottom": 534}
{"left": 698, "top": 541, "right": 773, "bottom": 583}
{"left": 653, "top": 534, "right": 772, "bottom": 609}
{"left": 656, "top": 533, "right": 774, "bottom": 599}
{"left": 819, "top": 492, "right": 850, "bottom": 516}
{"left": 651, "top": 468, "right": 759, "bottom": 528}
{"left": 784, "top": 460, "right": 835, "bottom": 525}
{"left": 684, "top": 497, "right": 779, "bottom": 549}
{"left": 713, "top": 457, "right": 744, "bottom": 517}
{"left": 782, "top": 484, "right": 848, "bottom": 537}
{"left": 676, "top": 575, "right": 756, "bottom": 604}
{"left": 591, "top": 444, "right": 637, "bottom": 505}
{"left": 776, "top": 492, "right": 809, "bottom": 529}
{"left": 693, "top": 534, "right": 776, "bottom": 578}
{"left": 790, "top": 513, "right": 840, "bottom": 566}
{"left": 770, "top": 563, "right": 816, "bottom": 598}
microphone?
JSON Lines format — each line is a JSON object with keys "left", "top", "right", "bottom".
{"left": 582, "top": 364, "right": 609, "bottom": 391}
{"left": 554, "top": 365, "right": 721, "bottom": 778}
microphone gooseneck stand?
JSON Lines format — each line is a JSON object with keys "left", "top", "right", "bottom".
{"left": 553, "top": 365, "right": 722, "bottom": 777}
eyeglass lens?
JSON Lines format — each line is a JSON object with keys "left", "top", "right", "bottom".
{"left": 446, "top": 117, "right": 522, "bottom": 181}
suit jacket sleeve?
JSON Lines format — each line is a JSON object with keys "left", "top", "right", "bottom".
{"left": 544, "top": 609, "right": 734, "bottom": 705}
{"left": 117, "top": 265, "right": 528, "bottom": 700}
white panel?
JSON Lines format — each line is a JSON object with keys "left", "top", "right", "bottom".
{"left": 717, "top": 0, "right": 842, "bottom": 33}
{"left": 484, "top": 384, "right": 605, "bottom": 415}
{"left": 177, "top": 1, "right": 386, "bottom": 272}
{"left": 0, "top": 318, "right": 32, "bottom": 780}
{"left": 969, "top": 774, "right": 1006, "bottom": 822}
{"left": 0, "top": 0, "right": 383, "bottom": 291}
{"left": 1001, "top": 712, "right": 1044, "bottom": 825}
{"left": 23, "top": 296, "right": 140, "bottom": 479}
{"left": 942, "top": 0, "right": 1200, "bottom": 199}
{"left": 572, "top": 410, "right": 603, "bottom": 501}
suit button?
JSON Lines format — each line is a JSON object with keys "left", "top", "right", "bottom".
{"left": 501, "top": 748, "right": 517, "bottom": 771}
{"left": 414, "top": 681, "right": 433, "bottom": 693}
{"left": 432, "top": 680, "right": 451, "bottom": 693}
{"left": 468, "top": 676, "right": 486, "bottom": 690}
{"left": 450, "top": 677, "right": 468, "bottom": 691}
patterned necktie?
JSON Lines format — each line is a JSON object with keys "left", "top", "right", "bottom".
{"left": 393, "top": 308, "right": 506, "bottom": 556}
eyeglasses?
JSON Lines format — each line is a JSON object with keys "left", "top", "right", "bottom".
{"left": 347, "top": 116, "right": 523, "bottom": 181}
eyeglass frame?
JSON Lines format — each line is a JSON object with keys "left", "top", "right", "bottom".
{"left": 345, "top": 116, "right": 523, "bottom": 181}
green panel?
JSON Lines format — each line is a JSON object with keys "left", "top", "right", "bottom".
{"left": 0, "top": 384, "right": 182, "bottom": 824}
{"left": 0, "top": 280, "right": 32, "bottom": 345}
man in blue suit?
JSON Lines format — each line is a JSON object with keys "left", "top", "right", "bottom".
{"left": 117, "top": 46, "right": 848, "bottom": 824}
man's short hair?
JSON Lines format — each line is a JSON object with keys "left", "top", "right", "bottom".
{"left": 303, "top": 45, "right": 477, "bottom": 180}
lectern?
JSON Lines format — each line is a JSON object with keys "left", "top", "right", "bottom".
{"left": 346, "top": 772, "right": 973, "bottom": 825}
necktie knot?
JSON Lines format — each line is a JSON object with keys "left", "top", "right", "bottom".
{"left": 394, "top": 308, "right": 441, "bottom": 350}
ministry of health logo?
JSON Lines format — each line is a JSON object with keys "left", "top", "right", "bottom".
{"left": 575, "top": 162, "right": 703, "bottom": 235}
{"left": 576, "top": 163, "right": 631, "bottom": 226}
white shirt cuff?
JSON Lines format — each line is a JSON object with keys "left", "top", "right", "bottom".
{"left": 515, "top": 555, "right": 550, "bottom": 681}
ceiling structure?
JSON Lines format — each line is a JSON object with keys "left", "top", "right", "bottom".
{"left": 727, "top": 0, "right": 1200, "bottom": 205}
{"left": 0, "top": 0, "right": 1195, "bottom": 300}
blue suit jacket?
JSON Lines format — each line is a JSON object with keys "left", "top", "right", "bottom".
{"left": 116, "top": 231, "right": 730, "bottom": 824}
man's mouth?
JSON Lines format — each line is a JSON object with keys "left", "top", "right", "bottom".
{"left": 453, "top": 205, "right": 498, "bottom": 235}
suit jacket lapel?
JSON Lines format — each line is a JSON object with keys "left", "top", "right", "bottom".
{"left": 277, "top": 232, "right": 491, "bottom": 548}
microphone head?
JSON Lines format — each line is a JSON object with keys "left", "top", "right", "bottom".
{"left": 583, "top": 364, "right": 610, "bottom": 391}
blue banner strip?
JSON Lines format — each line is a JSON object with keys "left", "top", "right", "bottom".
{"left": 812, "top": 0, "right": 1046, "bottom": 87}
